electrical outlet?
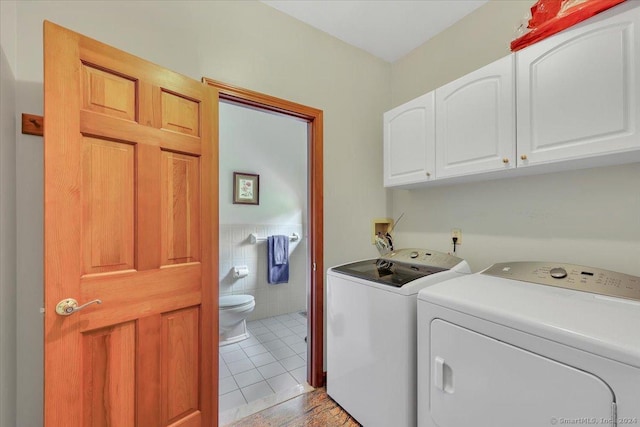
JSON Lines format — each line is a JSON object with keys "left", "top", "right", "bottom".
{"left": 451, "top": 228, "right": 462, "bottom": 245}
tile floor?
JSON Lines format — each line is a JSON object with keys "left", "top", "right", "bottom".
{"left": 219, "top": 311, "right": 308, "bottom": 414}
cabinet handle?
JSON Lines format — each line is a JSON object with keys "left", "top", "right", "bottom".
{"left": 426, "top": 172, "right": 431, "bottom": 177}
{"left": 520, "top": 154, "right": 528, "bottom": 160}
{"left": 502, "top": 158, "right": 509, "bottom": 164}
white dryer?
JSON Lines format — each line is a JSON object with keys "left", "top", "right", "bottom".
{"left": 417, "top": 262, "right": 640, "bottom": 427}
{"left": 327, "top": 249, "right": 470, "bottom": 427}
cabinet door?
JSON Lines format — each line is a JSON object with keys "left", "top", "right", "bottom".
{"left": 435, "top": 55, "right": 515, "bottom": 179}
{"left": 383, "top": 92, "right": 435, "bottom": 187}
{"left": 517, "top": 2, "right": 640, "bottom": 167}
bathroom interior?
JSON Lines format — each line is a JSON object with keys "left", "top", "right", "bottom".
{"left": 217, "top": 100, "right": 311, "bottom": 421}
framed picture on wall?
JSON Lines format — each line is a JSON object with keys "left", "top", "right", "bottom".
{"left": 233, "top": 172, "right": 260, "bottom": 205}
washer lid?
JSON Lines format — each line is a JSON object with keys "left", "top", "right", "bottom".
{"left": 381, "top": 248, "right": 465, "bottom": 269}
{"left": 220, "top": 295, "right": 254, "bottom": 308}
{"left": 330, "top": 248, "right": 468, "bottom": 288}
{"left": 330, "top": 258, "right": 448, "bottom": 288}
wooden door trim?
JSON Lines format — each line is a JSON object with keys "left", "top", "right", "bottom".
{"left": 203, "top": 78, "right": 324, "bottom": 388}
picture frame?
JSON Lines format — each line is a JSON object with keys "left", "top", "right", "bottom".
{"left": 233, "top": 172, "right": 259, "bottom": 205}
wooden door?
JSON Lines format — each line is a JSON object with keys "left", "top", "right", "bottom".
{"left": 43, "top": 22, "right": 218, "bottom": 426}
{"left": 435, "top": 55, "right": 515, "bottom": 179}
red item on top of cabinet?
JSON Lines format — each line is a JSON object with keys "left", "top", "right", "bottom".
{"left": 528, "top": 0, "right": 564, "bottom": 28}
{"left": 511, "top": 0, "right": 626, "bottom": 52}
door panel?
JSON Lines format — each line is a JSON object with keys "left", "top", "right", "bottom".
{"left": 82, "top": 137, "right": 135, "bottom": 274}
{"left": 161, "top": 151, "right": 200, "bottom": 266}
{"left": 82, "top": 64, "right": 137, "bottom": 121}
{"left": 83, "top": 322, "right": 136, "bottom": 427}
{"left": 44, "top": 21, "right": 218, "bottom": 426}
{"left": 161, "top": 91, "right": 200, "bottom": 136}
{"left": 429, "top": 320, "right": 614, "bottom": 427}
{"left": 161, "top": 307, "right": 200, "bottom": 425}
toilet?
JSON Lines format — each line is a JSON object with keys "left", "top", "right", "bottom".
{"left": 219, "top": 294, "right": 256, "bottom": 346}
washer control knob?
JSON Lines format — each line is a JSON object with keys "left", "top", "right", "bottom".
{"left": 550, "top": 267, "right": 567, "bottom": 279}
{"left": 410, "top": 251, "right": 419, "bottom": 259}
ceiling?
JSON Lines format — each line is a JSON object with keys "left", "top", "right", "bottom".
{"left": 261, "top": 0, "right": 489, "bottom": 63}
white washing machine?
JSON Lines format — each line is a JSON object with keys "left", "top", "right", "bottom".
{"left": 417, "top": 261, "right": 640, "bottom": 427}
{"left": 327, "top": 248, "right": 470, "bottom": 427}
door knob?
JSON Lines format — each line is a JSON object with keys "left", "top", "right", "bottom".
{"left": 55, "top": 298, "right": 102, "bottom": 316}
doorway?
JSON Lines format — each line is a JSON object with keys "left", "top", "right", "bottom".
{"left": 204, "top": 79, "right": 324, "bottom": 423}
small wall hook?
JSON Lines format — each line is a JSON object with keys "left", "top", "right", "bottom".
{"left": 21, "top": 113, "right": 44, "bottom": 136}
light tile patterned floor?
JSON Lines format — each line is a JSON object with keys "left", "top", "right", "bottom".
{"left": 219, "top": 312, "right": 308, "bottom": 414}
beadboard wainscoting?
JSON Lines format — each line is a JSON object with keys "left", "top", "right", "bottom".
{"left": 219, "top": 224, "right": 307, "bottom": 320}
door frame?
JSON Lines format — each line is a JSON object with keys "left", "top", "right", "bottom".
{"left": 203, "top": 78, "right": 324, "bottom": 388}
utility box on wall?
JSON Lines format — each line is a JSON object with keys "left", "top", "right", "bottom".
{"left": 371, "top": 218, "right": 393, "bottom": 244}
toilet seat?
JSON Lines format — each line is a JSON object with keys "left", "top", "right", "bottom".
{"left": 220, "top": 295, "right": 254, "bottom": 309}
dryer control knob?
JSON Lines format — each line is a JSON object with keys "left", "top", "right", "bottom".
{"left": 410, "top": 251, "right": 419, "bottom": 259}
{"left": 550, "top": 267, "right": 568, "bottom": 279}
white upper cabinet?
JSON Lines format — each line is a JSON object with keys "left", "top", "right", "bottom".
{"left": 383, "top": 91, "right": 435, "bottom": 187}
{"left": 517, "top": 2, "right": 640, "bottom": 167}
{"left": 435, "top": 55, "right": 516, "bottom": 179}
{"left": 382, "top": 2, "right": 640, "bottom": 188}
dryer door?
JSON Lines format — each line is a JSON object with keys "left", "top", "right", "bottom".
{"left": 429, "top": 320, "right": 615, "bottom": 427}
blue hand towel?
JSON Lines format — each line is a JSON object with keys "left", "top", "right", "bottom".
{"left": 268, "top": 235, "right": 289, "bottom": 284}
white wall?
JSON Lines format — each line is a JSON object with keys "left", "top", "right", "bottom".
{"left": 219, "top": 102, "right": 307, "bottom": 226}
{"left": 0, "top": 47, "right": 18, "bottom": 427}
{"left": 12, "top": 2, "right": 391, "bottom": 424}
{"left": 15, "top": 122, "right": 44, "bottom": 427}
{"left": 391, "top": 1, "right": 532, "bottom": 106}
{"left": 389, "top": 0, "right": 640, "bottom": 276}
{"left": 1, "top": 0, "right": 17, "bottom": 76}
{"left": 393, "top": 164, "right": 640, "bottom": 274}
{"left": 219, "top": 102, "right": 307, "bottom": 319}
{"left": 0, "top": 2, "right": 18, "bottom": 426}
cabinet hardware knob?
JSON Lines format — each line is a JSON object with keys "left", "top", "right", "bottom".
{"left": 502, "top": 158, "right": 509, "bottom": 164}
{"left": 426, "top": 172, "right": 431, "bottom": 177}
{"left": 521, "top": 154, "right": 528, "bottom": 160}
